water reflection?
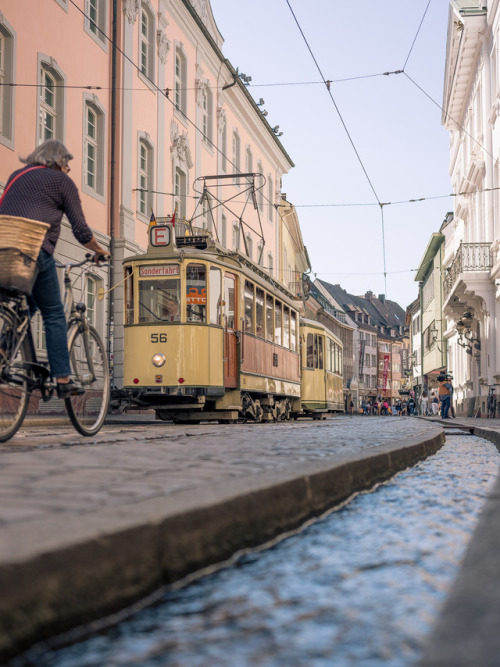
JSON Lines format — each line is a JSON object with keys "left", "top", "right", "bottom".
{"left": 35, "top": 435, "right": 499, "bottom": 666}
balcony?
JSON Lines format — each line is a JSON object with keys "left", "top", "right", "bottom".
{"left": 443, "top": 242, "right": 492, "bottom": 302}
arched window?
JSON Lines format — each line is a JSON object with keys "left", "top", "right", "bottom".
{"left": 232, "top": 222, "right": 240, "bottom": 250}
{"left": 267, "top": 252, "right": 273, "bottom": 277}
{"left": 38, "top": 58, "right": 65, "bottom": 143}
{"left": 246, "top": 146, "right": 253, "bottom": 173}
{"left": 200, "top": 85, "right": 213, "bottom": 145}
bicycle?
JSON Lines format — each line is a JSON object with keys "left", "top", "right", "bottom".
{"left": 487, "top": 384, "right": 498, "bottom": 419}
{"left": 0, "top": 255, "right": 110, "bottom": 441}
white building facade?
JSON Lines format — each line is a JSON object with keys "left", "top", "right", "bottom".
{"left": 442, "top": 0, "right": 500, "bottom": 416}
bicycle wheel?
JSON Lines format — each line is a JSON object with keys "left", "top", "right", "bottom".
{"left": 0, "top": 308, "right": 32, "bottom": 441}
{"left": 65, "top": 324, "right": 110, "bottom": 436}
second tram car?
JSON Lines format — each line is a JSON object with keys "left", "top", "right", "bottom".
{"left": 118, "top": 219, "right": 344, "bottom": 422}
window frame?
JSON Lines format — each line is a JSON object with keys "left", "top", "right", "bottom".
{"left": 82, "top": 95, "right": 106, "bottom": 201}
{"left": 38, "top": 56, "right": 66, "bottom": 145}
{"left": 137, "top": 134, "right": 154, "bottom": 220}
{"left": 138, "top": 2, "right": 155, "bottom": 87}
{"left": 0, "top": 18, "right": 15, "bottom": 149}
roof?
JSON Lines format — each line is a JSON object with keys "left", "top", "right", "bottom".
{"left": 316, "top": 280, "right": 407, "bottom": 334}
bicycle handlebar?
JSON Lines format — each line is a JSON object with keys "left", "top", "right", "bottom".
{"left": 55, "top": 253, "right": 111, "bottom": 270}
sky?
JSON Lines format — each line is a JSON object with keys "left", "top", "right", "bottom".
{"left": 209, "top": 0, "right": 452, "bottom": 310}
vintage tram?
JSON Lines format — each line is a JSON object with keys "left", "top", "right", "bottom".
{"left": 119, "top": 219, "right": 343, "bottom": 422}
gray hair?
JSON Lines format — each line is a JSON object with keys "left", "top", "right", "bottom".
{"left": 21, "top": 139, "right": 73, "bottom": 169}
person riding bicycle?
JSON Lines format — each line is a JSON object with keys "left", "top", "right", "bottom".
{"left": 0, "top": 139, "right": 108, "bottom": 398}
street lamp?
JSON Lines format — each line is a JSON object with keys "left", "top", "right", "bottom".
{"left": 455, "top": 311, "right": 480, "bottom": 355}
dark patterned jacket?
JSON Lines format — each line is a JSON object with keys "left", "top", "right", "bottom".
{"left": 0, "top": 164, "right": 94, "bottom": 254}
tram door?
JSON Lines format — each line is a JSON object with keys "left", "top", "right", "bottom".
{"left": 223, "top": 273, "right": 238, "bottom": 388}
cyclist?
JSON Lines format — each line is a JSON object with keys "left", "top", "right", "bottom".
{"left": 0, "top": 139, "right": 108, "bottom": 398}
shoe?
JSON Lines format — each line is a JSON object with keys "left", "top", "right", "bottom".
{"left": 57, "top": 379, "right": 85, "bottom": 399}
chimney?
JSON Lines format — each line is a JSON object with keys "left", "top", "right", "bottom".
{"left": 378, "top": 294, "right": 385, "bottom": 303}
{"left": 365, "top": 291, "right": 373, "bottom": 299}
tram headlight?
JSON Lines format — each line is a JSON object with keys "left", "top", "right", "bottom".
{"left": 152, "top": 353, "right": 166, "bottom": 368}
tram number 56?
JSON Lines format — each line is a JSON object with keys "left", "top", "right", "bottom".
{"left": 151, "top": 333, "right": 168, "bottom": 343}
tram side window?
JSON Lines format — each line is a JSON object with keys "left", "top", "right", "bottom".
{"left": 209, "top": 267, "right": 222, "bottom": 325}
{"left": 318, "top": 335, "right": 324, "bottom": 370}
{"left": 125, "top": 267, "right": 134, "bottom": 324}
{"left": 306, "top": 333, "right": 315, "bottom": 368}
{"left": 339, "top": 346, "right": 343, "bottom": 376}
{"left": 290, "top": 311, "right": 297, "bottom": 351}
{"left": 283, "top": 306, "right": 290, "bottom": 349}
{"left": 274, "top": 299, "right": 282, "bottom": 345}
{"left": 244, "top": 280, "right": 254, "bottom": 333}
{"left": 265, "top": 294, "right": 274, "bottom": 341}
{"left": 327, "top": 339, "right": 332, "bottom": 372}
{"left": 224, "top": 274, "right": 235, "bottom": 329}
{"left": 256, "top": 288, "right": 264, "bottom": 337}
{"left": 186, "top": 263, "right": 207, "bottom": 322}
{"left": 139, "top": 279, "right": 180, "bottom": 323}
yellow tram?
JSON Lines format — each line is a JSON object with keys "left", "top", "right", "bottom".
{"left": 120, "top": 219, "right": 344, "bottom": 422}
{"left": 299, "top": 319, "right": 344, "bottom": 416}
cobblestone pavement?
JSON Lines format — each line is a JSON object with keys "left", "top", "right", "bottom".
{"left": 0, "top": 416, "right": 442, "bottom": 556}
{"left": 0, "top": 416, "right": 446, "bottom": 661}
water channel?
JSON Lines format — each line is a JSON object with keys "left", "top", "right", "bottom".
{"left": 29, "top": 432, "right": 499, "bottom": 666}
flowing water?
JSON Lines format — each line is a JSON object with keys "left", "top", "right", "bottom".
{"left": 26, "top": 433, "right": 500, "bottom": 666}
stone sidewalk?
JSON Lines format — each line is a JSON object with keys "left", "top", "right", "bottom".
{"left": 0, "top": 416, "right": 444, "bottom": 662}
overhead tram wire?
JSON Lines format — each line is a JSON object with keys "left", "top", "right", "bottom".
{"left": 284, "top": 0, "right": 389, "bottom": 295}
{"left": 66, "top": 0, "right": 282, "bottom": 224}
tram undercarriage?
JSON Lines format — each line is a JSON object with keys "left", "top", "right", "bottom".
{"left": 111, "top": 388, "right": 298, "bottom": 424}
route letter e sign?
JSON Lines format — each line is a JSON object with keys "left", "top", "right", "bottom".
{"left": 150, "top": 225, "right": 171, "bottom": 247}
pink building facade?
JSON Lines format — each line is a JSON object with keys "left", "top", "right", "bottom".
{"left": 0, "top": 0, "right": 294, "bottom": 387}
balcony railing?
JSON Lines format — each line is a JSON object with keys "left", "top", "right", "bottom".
{"left": 443, "top": 242, "right": 492, "bottom": 300}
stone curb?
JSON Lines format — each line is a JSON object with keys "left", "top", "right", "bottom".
{"left": 0, "top": 428, "right": 444, "bottom": 663}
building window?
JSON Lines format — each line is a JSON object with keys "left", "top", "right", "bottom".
{"left": 38, "top": 60, "right": 65, "bottom": 143}
{"left": 246, "top": 146, "right": 253, "bottom": 173}
{"left": 267, "top": 252, "right": 273, "bottom": 276}
{"left": 257, "top": 161, "right": 264, "bottom": 211}
{"left": 221, "top": 213, "right": 227, "bottom": 246}
{"left": 267, "top": 175, "right": 274, "bottom": 222}
{"left": 232, "top": 222, "right": 240, "bottom": 251}
{"left": 232, "top": 131, "right": 240, "bottom": 184}
{"left": 83, "top": 99, "right": 105, "bottom": 198}
{"left": 200, "top": 85, "right": 213, "bottom": 145}
{"left": 174, "top": 167, "right": 187, "bottom": 220}
{"left": 85, "top": 0, "right": 106, "bottom": 46}
{"left": 220, "top": 119, "right": 227, "bottom": 173}
{"left": 0, "top": 21, "right": 15, "bottom": 147}
{"left": 139, "top": 4, "right": 155, "bottom": 83}
{"left": 246, "top": 234, "right": 253, "bottom": 260}
{"left": 138, "top": 136, "right": 154, "bottom": 218}
{"left": 175, "top": 47, "right": 187, "bottom": 115}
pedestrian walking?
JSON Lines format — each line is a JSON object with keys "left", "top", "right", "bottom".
{"left": 438, "top": 375, "right": 453, "bottom": 419}
{"left": 431, "top": 392, "right": 439, "bottom": 416}
{"left": 420, "top": 391, "right": 429, "bottom": 416}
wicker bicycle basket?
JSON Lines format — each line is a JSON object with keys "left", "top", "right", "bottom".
{"left": 0, "top": 216, "right": 49, "bottom": 294}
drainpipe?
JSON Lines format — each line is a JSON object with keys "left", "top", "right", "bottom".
{"left": 108, "top": 0, "right": 118, "bottom": 383}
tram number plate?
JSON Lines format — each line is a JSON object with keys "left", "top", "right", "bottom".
{"left": 151, "top": 333, "right": 168, "bottom": 343}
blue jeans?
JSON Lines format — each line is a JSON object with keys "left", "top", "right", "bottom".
{"left": 440, "top": 394, "right": 451, "bottom": 418}
{"left": 29, "top": 250, "right": 71, "bottom": 379}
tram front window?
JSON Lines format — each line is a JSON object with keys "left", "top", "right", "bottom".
{"left": 139, "top": 279, "right": 181, "bottom": 323}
